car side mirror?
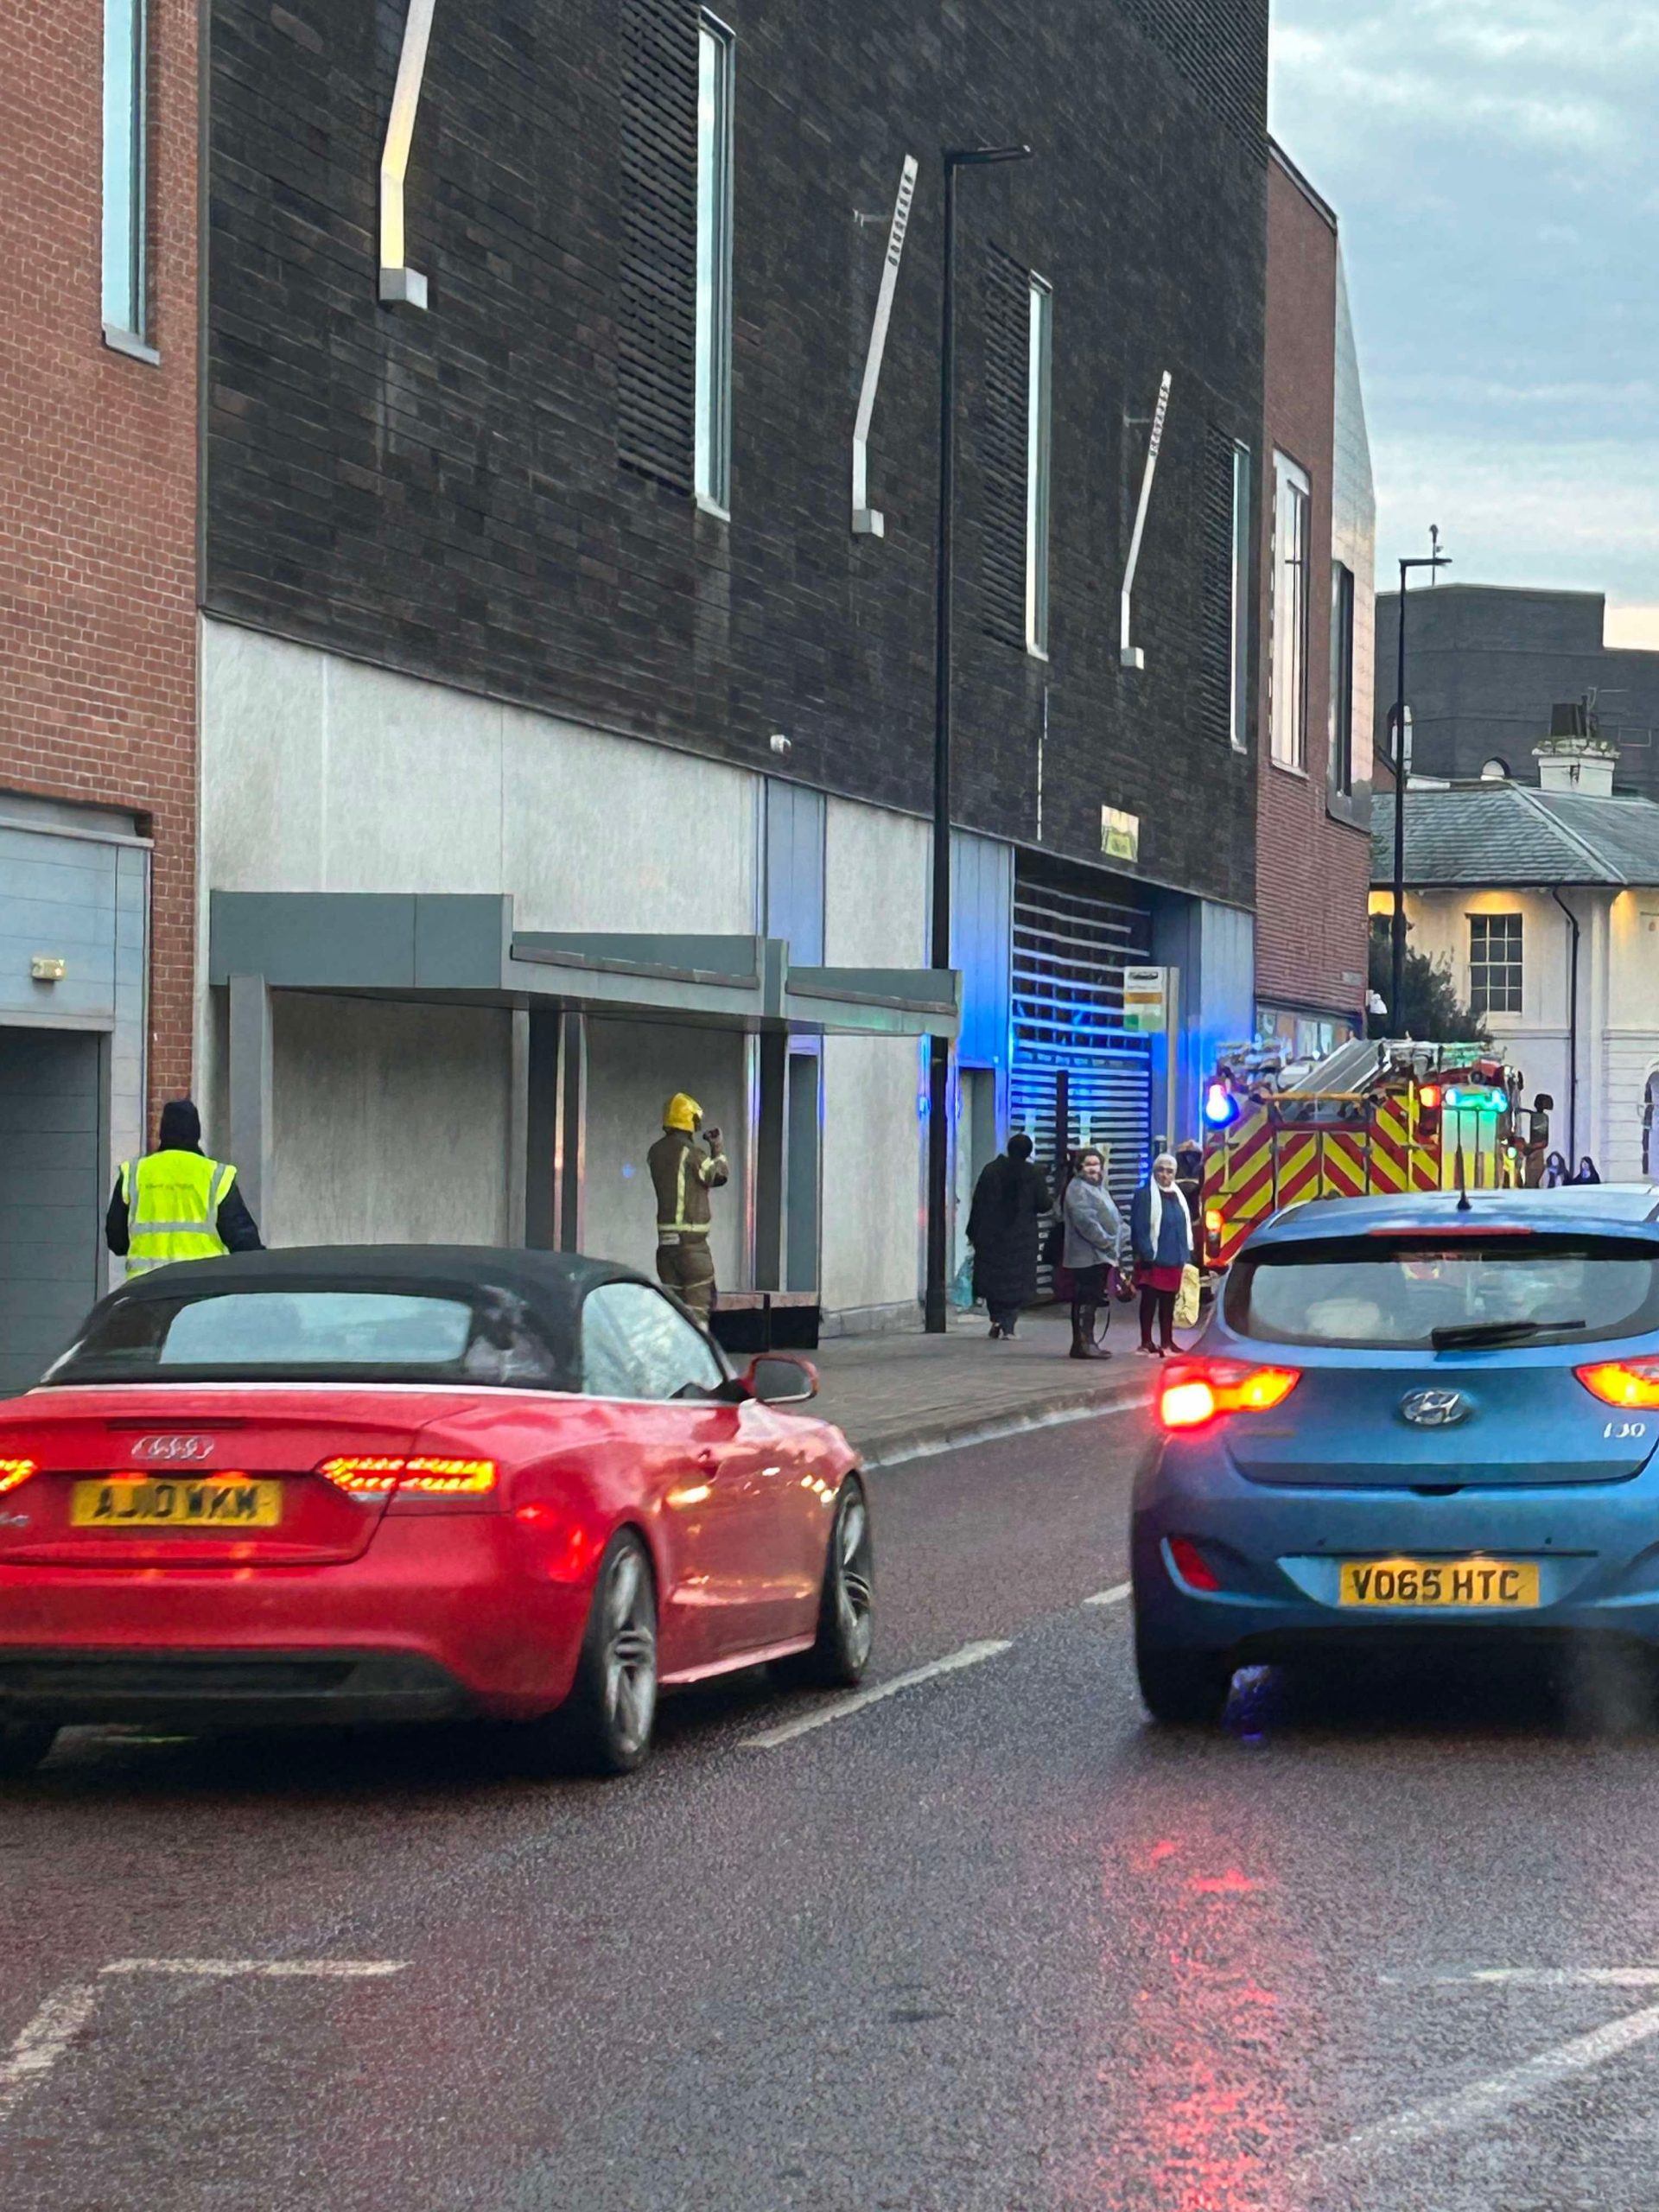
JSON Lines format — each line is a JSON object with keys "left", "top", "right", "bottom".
{"left": 743, "top": 1354, "right": 819, "bottom": 1406}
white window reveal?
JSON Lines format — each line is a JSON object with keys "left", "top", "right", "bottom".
{"left": 1025, "top": 276, "right": 1053, "bottom": 656}
{"left": 694, "top": 14, "right": 735, "bottom": 512}
{"left": 1269, "top": 452, "right": 1312, "bottom": 772}
{"left": 101, "top": 0, "right": 149, "bottom": 347}
{"left": 1229, "top": 442, "right": 1252, "bottom": 752}
{"left": 1469, "top": 912, "right": 1523, "bottom": 1018}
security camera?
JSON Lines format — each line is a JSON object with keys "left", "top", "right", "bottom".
{"left": 769, "top": 733, "right": 791, "bottom": 756}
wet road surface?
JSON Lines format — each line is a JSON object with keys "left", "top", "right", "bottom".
{"left": 6, "top": 1400, "right": 1659, "bottom": 2209}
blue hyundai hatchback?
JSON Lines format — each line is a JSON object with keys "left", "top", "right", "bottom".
{"left": 1132, "top": 1186, "right": 1659, "bottom": 1722}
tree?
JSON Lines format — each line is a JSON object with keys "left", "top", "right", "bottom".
{"left": 1366, "top": 918, "right": 1489, "bottom": 1044}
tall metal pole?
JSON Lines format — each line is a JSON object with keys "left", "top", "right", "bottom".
{"left": 1391, "top": 561, "right": 1409, "bottom": 1028}
{"left": 1389, "top": 547, "right": 1452, "bottom": 1032}
{"left": 924, "top": 159, "right": 959, "bottom": 1335}
{"left": 923, "top": 144, "right": 1031, "bottom": 1336}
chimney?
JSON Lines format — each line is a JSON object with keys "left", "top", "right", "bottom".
{"left": 1534, "top": 701, "right": 1618, "bottom": 797}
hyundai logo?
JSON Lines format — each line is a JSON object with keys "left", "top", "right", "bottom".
{"left": 129, "top": 1433, "right": 218, "bottom": 1465}
{"left": 1400, "top": 1389, "right": 1471, "bottom": 1429}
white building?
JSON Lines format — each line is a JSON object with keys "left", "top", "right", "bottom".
{"left": 1376, "top": 735, "right": 1659, "bottom": 1179}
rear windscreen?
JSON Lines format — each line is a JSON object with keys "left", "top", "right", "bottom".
{"left": 42, "top": 1287, "right": 562, "bottom": 1387}
{"left": 1224, "top": 1237, "right": 1659, "bottom": 1352}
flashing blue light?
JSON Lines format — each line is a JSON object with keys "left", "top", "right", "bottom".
{"left": 1444, "top": 1085, "right": 1506, "bottom": 1115}
{"left": 1204, "top": 1080, "right": 1240, "bottom": 1128}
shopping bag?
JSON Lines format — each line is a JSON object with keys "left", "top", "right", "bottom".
{"left": 950, "top": 1255, "right": 976, "bottom": 1312}
{"left": 1174, "top": 1262, "right": 1202, "bottom": 1331}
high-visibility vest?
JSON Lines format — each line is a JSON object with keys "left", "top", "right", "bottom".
{"left": 119, "top": 1149, "right": 237, "bottom": 1275}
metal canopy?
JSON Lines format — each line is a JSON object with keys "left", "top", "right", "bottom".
{"left": 209, "top": 893, "right": 959, "bottom": 1040}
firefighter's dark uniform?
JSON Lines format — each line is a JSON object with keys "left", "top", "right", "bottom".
{"left": 648, "top": 1128, "right": 728, "bottom": 1322}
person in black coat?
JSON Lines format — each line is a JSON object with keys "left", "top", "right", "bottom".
{"left": 967, "top": 1134, "right": 1053, "bottom": 1341}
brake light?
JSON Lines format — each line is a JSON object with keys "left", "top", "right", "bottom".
{"left": 1160, "top": 1362, "right": 1300, "bottom": 1431}
{"left": 0, "top": 1459, "right": 36, "bottom": 1496}
{"left": 318, "top": 1456, "right": 497, "bottom": 1496}
{"left": 1577, "top": 1361, "right": 1659, "bottom": 1411}
{"left": 1168, "top": 1537, "right": 1222, "bottom": 1592}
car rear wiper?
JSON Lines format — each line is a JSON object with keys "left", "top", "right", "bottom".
{"left": 1430, "top": 1319, "right": 1587, "bottom": 1350}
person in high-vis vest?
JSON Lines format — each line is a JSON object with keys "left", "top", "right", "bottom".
{"left": 647, "top": 1094, "right": 728, "bottom": 1324}
{"left": 105, "top": 1099, "right": 264, "bottom": 1276}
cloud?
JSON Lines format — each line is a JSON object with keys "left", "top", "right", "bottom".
{"left": 1272, "top": 0, "right": 1659, "bottom": 607}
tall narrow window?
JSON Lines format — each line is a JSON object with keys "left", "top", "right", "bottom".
{"left": 1229, "top": 442, "right": 1252, "bottom": 752}
{"left": 1330, "top": 561, "right": 1357, "bottom": 797}
{"left": 1025, "top": 277, "right": 1053, "bottom": 656}
{"left": 1469, "top": 913, "right": 1523, "bottom": 1017}
{"left": 1269, "top": 452, "right": 1312, "bottom": 771}
{"left": 694, "top": 15, "right": 734, "bottom": 512}
{"left": 102, "top": 0, "right": 148, "bottom": 340}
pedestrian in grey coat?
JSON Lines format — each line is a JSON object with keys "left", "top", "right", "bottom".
{"left": 1061, "top": 1148, "right": 1125, "bottom": 1361}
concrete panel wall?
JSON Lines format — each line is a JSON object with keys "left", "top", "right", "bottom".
{"left": 820, "top": 801, "right": 929, "bottom": 1322}
{"left": 582, "top": 1019, "right": 748, "bottom": 1288}
{"left": 269, "top": 995, "right": 512, "bottom": 1248}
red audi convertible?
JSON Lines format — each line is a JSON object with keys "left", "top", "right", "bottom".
{"left": 0, "top": 1249, "right": 874, "bottom": 1777}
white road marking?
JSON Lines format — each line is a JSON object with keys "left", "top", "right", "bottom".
{"left": 1084, "top": 1583, "right": 1132, "bottom": 1609}
{"left": 100, "top": 1958, "right": 408, "bottom": 1980}
{"left": 0, "top": 1983, "right": 99, "bottom": 2122}
{"left": 0, "top": 1958, "right": 409, "bottom": 2126}
{"left": 1328, "top": 1990, "right": 1659, "bottom": 2166}
{"left": 743, "top": 1639, "right": 1014, "bottom": 1748}
{"left": 1387, "top": 1966, "right": 1659, "bottom": 1990}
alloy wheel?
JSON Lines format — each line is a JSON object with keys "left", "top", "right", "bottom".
{"left": 833, "top": 1488, "right": 875, "bottom": 1673}
{"left": 602, "top": 1545, "right": 658, "bottom": 1757}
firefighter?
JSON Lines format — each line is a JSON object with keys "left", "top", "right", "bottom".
{"left": 105, "top": 1098, "right": 264, "bottom": 1275}
{"left": 648, "top": 1094, "right": 728, "bottom": 1325}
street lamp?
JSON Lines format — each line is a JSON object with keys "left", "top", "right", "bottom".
{"left": 1389, "top": 547, "right": 1452, "bottom": 1030}
{"left": 925, "top": 142, "right": 1033, "bottom": 1338}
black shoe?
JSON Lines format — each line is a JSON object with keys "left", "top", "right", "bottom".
{"left": 988, "top": 1325, "right": 1002, "bottom": 1340}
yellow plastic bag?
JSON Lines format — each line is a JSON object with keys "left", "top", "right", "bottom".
{"left": 1174, "top": 1263, "right": 1202, "bottom": 1331}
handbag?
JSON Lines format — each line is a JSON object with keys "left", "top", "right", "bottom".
{"left": 1041, "top": 1219, "right": 1065, "bottom": 1268}
{"left": 1174, "top": 1262, "right": 1202, "bottom": 1331}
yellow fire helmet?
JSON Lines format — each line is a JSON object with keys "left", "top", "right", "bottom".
{"left": 663, "top": 1093, "right": 703, "bottom": 1134}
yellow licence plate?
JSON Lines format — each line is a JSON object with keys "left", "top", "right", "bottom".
{"left": 71, "top": 1478, "right": 283, "bottom": 1529}
{"left": 1339, "top": 1559, "right": 1540, "bottom": 1610}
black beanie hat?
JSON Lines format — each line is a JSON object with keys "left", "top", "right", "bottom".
{"left": 157, "top": 1098, "right": 202, "bottom": 1152}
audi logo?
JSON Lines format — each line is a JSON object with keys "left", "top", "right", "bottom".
{"left": 129, "top": 1434, "right": 218, "bottom": 1465}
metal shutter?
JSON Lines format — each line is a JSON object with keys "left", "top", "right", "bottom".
{"left": 617, "top": 0, "right": 698, "bottom": 491}
{"left": 979, "top": 245, "right": 1029, "bottom": 651}
{"left": 1010, "top": 863, "right": 1154, "bottom": 1221}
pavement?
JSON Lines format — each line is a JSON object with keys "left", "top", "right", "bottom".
{"left": 11, "top": 1414, "right": 1659, "bottom": 2209}
{"left": 810, "top": 1304, "right": 1166, "bottom": 1464}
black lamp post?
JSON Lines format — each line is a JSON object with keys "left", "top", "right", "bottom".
{"left": 1389, "top": 548, "right": 1452, "bottom": 1028}
{"left": 925, "top": 142, "right": 1033, "bottom": 1338}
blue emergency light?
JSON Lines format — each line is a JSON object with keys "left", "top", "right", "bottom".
{"left": 1443, "top": 1085, "right": 1507, "bottom": 1115}
{"left": 1204, "top": 1079, "right": 1240, "bottom": 1128}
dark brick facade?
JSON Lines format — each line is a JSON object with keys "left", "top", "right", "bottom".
{"left": 1255, "top": 148, "right": 1369, "bottom": 1027}
{"left": 2, "top": 0, "right": 199, "bottom": 1109}
{"left": 203, "top": 0, "right": 1267, "bottom": 909}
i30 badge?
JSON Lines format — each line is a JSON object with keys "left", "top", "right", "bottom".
{"left": 1400, "top": 1389, "right": 1470, "bottom": 1429}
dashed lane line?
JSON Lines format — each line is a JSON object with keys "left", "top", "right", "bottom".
{"left": 742, "top": 1638, "right": 1014, "bottom": 1749}
{"left": 0, "top": 1959, "right": 410, "bottom": 2126}
{"left": 1084, "top": 1583, "right": 1132, "bottom": 1608}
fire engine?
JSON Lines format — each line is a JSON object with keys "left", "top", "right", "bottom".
{"left": 1198, "top": 1037, "right": 1552, "bottom": 1272}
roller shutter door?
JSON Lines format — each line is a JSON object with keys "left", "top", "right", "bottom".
{"left": 1009, "top": 864, "right": 1154, "bottom": 1221}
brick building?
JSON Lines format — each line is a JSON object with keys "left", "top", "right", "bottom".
{"left": 196, "top": 0, "right": 1268, "bottom": 1325}
{"left": 0, "top": 0, "right": 199, "bottom": 1388}
{"left": 1254, "top": 143, "right": 1376, "bottom": 1062}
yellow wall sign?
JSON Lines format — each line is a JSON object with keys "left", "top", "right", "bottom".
{"left": 1101, "top": 806, "right": 1141, "bottom": 862}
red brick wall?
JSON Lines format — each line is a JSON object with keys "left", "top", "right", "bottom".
{"left": 1255, "top": 151, "right": 1370, "bottom": 1024}
{"left": 0, "top": 0, "right": 198, "bottom": 1113}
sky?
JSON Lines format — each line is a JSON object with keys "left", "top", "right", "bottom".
{"left": 1268, "top": 0, "right": 1659, "bottom": 644}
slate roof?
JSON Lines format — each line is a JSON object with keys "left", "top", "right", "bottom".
{"left": 1371, "top": 783, "right": 1659, "bottom": 888}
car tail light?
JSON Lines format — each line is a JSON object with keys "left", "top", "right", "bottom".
{"left": 1168, "top": 1537, "right": 1222, "bottom": 1592}
{"left": 318, "top": 1456, "right": 497, "bottom": 1497}
{"left": 0, "top": 1459, "right": 36, "bottom": 1497}
{"left": 1577, "top": 1360, "right": 1659, "bottom": 1411}
{"left": 1160, "top": 1361, "right": 1300, "bottom": 1431}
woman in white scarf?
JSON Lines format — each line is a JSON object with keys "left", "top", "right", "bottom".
{"left": 1131, "top": 1152, "right": 1193, "bottom": 1357}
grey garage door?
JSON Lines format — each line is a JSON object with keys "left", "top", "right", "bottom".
{"left": 0, "top": 1030, "right": 103, "bottom": 1395}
